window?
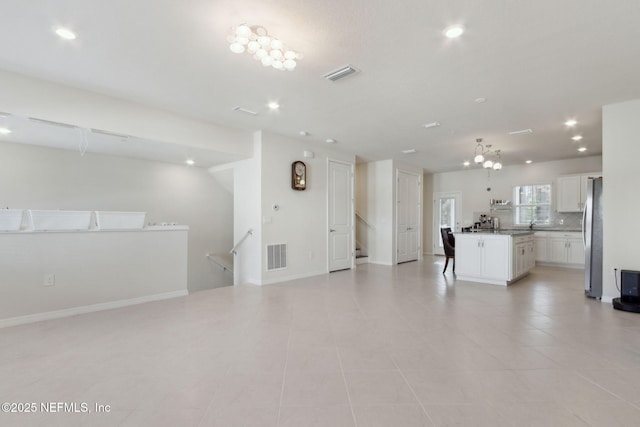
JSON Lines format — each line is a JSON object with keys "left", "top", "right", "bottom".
{"left": 513, "top": 184, "right": 551, "bottom": 225}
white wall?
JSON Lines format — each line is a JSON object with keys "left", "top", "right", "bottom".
{"left": 602, "top": 99, "right": 640, "bottom": 302}
{"left": 0, "top": 69, "right": 253, "bottom": 156}
{"left": 431, "top": 155, "right": 602, "bottom": 228}
{"left": 423, "top": 173, "right": 434, "bottom": 255}
{"left": 0, "top": 228, "right": 187, "bottom": 325}
{"left": 259, "top": 132, "right": 355, "bottom": 284}
{"left": 232, "top": 136, "right": 262, "bottom": 285}
{"left": 0, "top": 141, "right": 233, "bottom": 292}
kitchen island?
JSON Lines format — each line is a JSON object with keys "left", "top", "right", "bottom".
{"left": 453, "top": 231, "right": 534, "bottom": 286}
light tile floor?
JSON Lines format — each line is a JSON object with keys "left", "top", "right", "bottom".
{"left": 2, "top": 257, "right": 640, "bottom": 426}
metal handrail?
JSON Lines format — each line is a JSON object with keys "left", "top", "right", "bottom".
{"left": 205, "top": 253, "right": 233, "bottom": 272}
{"left": 355, "top": 211, "right": 375, "bottom": 230}
{"left": 230, "top": 229, "right": 253, "bottom": 255}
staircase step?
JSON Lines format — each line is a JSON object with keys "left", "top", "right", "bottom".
{"left": 356, "top": 256, "right": 369, "bottom": 265}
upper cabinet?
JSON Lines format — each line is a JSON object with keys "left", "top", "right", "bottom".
{"left": 556, "top": 172, "right": 602, "bottom": 212}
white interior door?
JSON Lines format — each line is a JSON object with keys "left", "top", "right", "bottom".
{"left": 328, "top": 160, "right": 353, "bottom": 272}
{"left": 397, "top": 171, "right": 420, "bottom": 263}
{"left": 433, "top": 191, "right": 461, "bottom": 256}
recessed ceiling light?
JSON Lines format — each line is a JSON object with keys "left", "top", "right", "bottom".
{"left": 423, "top": 122, "right": 441, "bottom": 129}
{"left": 55, "top": 27, "right": 77, "bottom": 40}
{"left": 0, "top": 127, "right": 11, "bottom": 135}
{"left": 325, "top": 138, "right": 336, "bottom": 144}
{"left": 444, "top": 25, "right": 464, "bottom": 39}
{"left": 299, "top": 131, "right": 309, "bottom": 136}
{"left": 186, "top": 159, "right": 195, "bottom": 166}
{"left": 572, "top": 135, "right": 583, "bottom": 141}
{"left": 578, "top": 147, "right": 587, "bottom": 152}
{"left": 565, "top": 119, "right": 577, "bottom": 127}
{"left": 508, "top": 129, "right": 533, "bottom": 135}
{"left": 474, "top": 97, "right": 487, "bottom": 104}
{"left": 525, "top": 160, "right": 533, "bottom": 164}
{"left": 268, "top": 101, "right": 280, "bottom": 110}
{"left": 402, "top": 149, "right": 417, "bottom": 154}
{"left": 463, "top": 161, "right": 470, "bottom": 167}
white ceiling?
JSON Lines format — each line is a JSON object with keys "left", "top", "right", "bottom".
{"left": 0, "top": 0, "right": 638, "bottom": 172}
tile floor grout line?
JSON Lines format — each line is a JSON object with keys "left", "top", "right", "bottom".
{"left": 389, "top": 355, "right": 437, "bottom": 427}
{"left": 275, "top": 311, "right": 294, "bottom": 427}
{"left": 335, "top": 345, "right": 359, "bottom": 427}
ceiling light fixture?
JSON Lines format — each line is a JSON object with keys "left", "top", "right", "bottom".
{"left": 186, "top": 159, "right": 195, "bottom": 166}
{"left": 572, "top": 135, "right": 583, "bottom": 141}
{"left": 299, "top": 131, "right": 309, "bottom": 136}
{"left": 228, "top": 24, "right": 301, "bottom": 71}
{"left": 463, "top": 161, "right": 470, "bottom": 167}
{"left": 444, "top": 25, "right": 465, "bottom": 39}
{"left": 525, "top": 160, "right": 533, "bottom": 164}
{"left": 578, "top": 147, "right": 587, "bottom": 152}
{"left": 402, "top": 149, "right": 417, "bottom": 154}
{"left": 508, "top": 128, "right": 533, "bottom": 135}
{"left": 325, "top": 138, "right": 336, "bottom": 144}
{"left": 475, "top": 97, "right": 487, "bottom": 104}
{"left": 565, "top": 119, "right": 577, "bottom": 127}
{"left": 0, "top": 127, "right": 11, "bottom": 135}
{"left": 55, "top": 27, "right": 77, "bottom": 40}
{"left": 423, "top": 122, "right": 441, "bottom": 129}
{"left": 473, "top": 138, "right": 503, "bottom": 170}
{"left": 268, "top": 101, "right": 280, "bottom": 110}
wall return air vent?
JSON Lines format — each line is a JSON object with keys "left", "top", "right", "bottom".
{"left": 267, "top": 243, "right": 287, "bottom": 271}
{"left": 323, "top": 65, "right": 358, "bottom": 81}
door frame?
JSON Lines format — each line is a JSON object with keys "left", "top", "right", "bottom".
{"left": 326, "top": 158, "right": 355, "bottom": 272}
{"left": 395, "top": 169, "right": 422, "bottom": 264}
{"left": 433, "top": 191, "right": 462, "bottom": 256}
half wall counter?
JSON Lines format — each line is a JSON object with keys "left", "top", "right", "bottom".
{"left": 0, "top": 225, "right": 188, "bottom": 327}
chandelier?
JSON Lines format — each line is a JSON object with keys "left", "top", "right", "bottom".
{"left": 473, "top": 138, "right": 503, "bottom": 170}
{"left": 228, "top": 24, "right": 301, "bottom": 71}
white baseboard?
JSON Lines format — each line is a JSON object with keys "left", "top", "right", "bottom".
{"left": 0, "top": 290, "right": 189, "bottom": 329}
{"left": 368, "top": 261, "right": 394, "bottom": 266}
{"left": 259, "top": 270, "right": 328, "bottom": 286}
{"left": 601, "top": 295, "right": 614, "bottom": 304}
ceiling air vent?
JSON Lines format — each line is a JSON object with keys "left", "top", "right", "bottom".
{"left": 232, "top": 106, "right": 258, "bottom": 116}
{"left": 324, "top": 65, "right": 358, "bottom": 81}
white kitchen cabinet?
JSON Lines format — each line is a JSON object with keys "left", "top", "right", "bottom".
{"left": 456, "top": 234, "right": 509, "bottom": 280}
{"left": 526, "top": 241, "right": 536, "bottom": 270}
{"left": 455, "top": 232, "right": 533, "bottom": 286}
{"left": 482, "top": 236, "right": 510, "bottom": 280}
{"left": 548, "top": 232, "right": 585, "bottom": 266}
{"left": 556, "top": 172, "right": 602, "bottom": 212}
{"left": 534, "top": 232, "right": 549, "bottom": 262}
{"left": 567, "top": 236, "right": 585, "bottom": 264}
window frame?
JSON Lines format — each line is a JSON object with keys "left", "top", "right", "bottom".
{"left": 512, "top": 183, "right": 552, "bottom": 226}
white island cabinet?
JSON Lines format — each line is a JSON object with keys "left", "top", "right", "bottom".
{"left": 454, "top": 231, "right": 534, "bottom": 286}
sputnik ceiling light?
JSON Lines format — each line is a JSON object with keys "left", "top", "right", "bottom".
{"left": 228, "top": 24, "right": 301, "bottom": 71}
{"left": 473, "top": 138, "right": 503, "bottom": 171}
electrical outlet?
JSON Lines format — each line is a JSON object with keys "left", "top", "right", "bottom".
{"left": 44, "top": 274, "right": 55, "bottom": 287}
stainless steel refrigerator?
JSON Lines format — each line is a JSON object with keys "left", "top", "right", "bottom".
{"left": 584, "top": 176, "right": 603, "bottom": 298}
